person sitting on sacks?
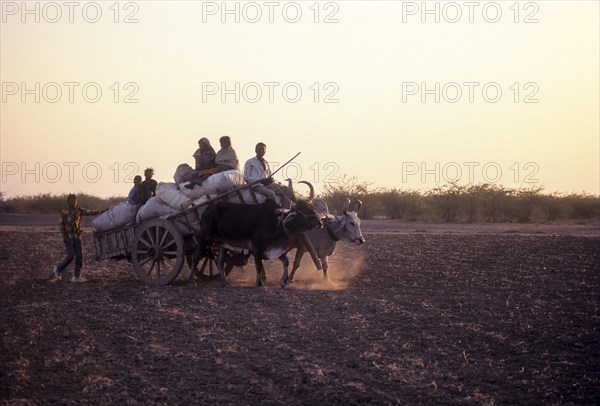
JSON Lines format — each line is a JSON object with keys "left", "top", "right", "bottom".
{"left": 243, "top": 142, "right": 287, "bottom": 205}
{"left": 194, "top": 137, "right": 220, "bottom": 176}
{"left": 128, "top": 175, "right": 144, "bottom": 206}
{"left": 139, "top": 167, "right": 157, "bottom": 204}
{"left": 215, "top": 135, "right": 239, "bottom": 172}
{"left": 186, "top": 137, "right": 220, "bottom": 189}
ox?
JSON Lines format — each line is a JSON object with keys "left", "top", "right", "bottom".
{"left": 194, "top": 181, "right": 322, "bottom": 287}
{"left": 288, "top": 198, "right": 365, "bottom": 283}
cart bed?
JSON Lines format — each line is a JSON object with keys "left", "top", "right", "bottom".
{"left": 93, "top": 223, "right": 137, "bottom": 260}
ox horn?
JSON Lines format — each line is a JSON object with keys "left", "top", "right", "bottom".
{"left": 342, "top": 198, "right": 350, "bottom": 215}
{"left": 298, "top": 180, "right": 315, "bottom": 201}
{"left": 351, "top": 200, "right": 363, "bottom": 213}
{"left": 287, "top": 178, "right": 298, "bottom": 203}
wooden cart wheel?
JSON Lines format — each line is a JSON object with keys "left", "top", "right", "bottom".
{"left": 132, "top": 219, "right": 185, "bottom": 286}
{"left": 194, "top": 249, "right": 235, "bottom": 282}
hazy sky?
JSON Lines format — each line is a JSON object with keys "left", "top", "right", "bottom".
{"left": 1, "top": 0, "right": 598, "bottom": 198}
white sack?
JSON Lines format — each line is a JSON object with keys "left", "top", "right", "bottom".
{"left": 92, "top": 202, "right": 138, "bottom": 232}
{"left": 178, "top": 183, "right": 207, "bottom": 200}
{"left": 228, "top": 188, "right": 270, "bottom": 205}
{"left": 179, "top": 209, "right": 201, "bottom": 233}
{"left": 202, "top": 170, "right": 245, "bottom": 194}
{"left": 176, "top": 170, "right": 244, "bottom": 201}
{"left": 173, "top": 163, "right": 195, "bottom": 185}
{"left": 156, "top": 182, "right": 193, "bottom": 211}
{"left": 136, "top": 197, "right": 179, "bottom": 223}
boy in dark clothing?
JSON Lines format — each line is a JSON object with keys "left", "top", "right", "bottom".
{"left": 128, "top": 175, "right": 143, "bottom": 205}
{"left": 50, "top": 194, "right": 105, "bottom": 283}
{"left": 140, "top": 167, "right": 157, "bottom": 204}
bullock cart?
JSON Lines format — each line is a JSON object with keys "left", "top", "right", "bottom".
{"left": 93, "top": 180, "right": 321, "bottom": 286}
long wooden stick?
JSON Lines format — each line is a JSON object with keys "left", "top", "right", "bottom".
{"left": 299, "top": 232, "right": 322, "bottom": 270}
{"left": 270, "top": 152, "right": 301, "bottom": 178}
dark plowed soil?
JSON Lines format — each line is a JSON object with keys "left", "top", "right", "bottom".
{"left": 1, "top": 227, "right": 599, "bottom": 405}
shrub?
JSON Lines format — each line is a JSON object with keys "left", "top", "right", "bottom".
{"left": 564, "top": 193, "right": 600, "bottom": 220}
{"left": 0, "top": 193, "right": 125, "bottom": 214}
{"left": 426, "top": 183, "right": 464, "bottom": 223}
{"left": 321, "top": 174, "right": 375, "bottom": 219}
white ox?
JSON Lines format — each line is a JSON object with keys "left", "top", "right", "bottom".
{"left": 288, "top": 198, "right": 365, "bottom": 283}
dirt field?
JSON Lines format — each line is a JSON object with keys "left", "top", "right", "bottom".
{"left": 1, "top": 217, "right": 599, "bottom": 405}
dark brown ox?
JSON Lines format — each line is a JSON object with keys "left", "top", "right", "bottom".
{"left": 194, "top": 181, "right": 322, "bottom": 287}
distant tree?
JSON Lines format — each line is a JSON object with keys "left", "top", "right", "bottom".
{"left": 380, "top": 188, "right": 423, "bottom": 220}
{"left": 321, "top": 174, "right": 375, "bottom": 219}
{"left": 475, "top": 184, "right": 512, "bottom": 223}
{"left": 0, "top": 193, "right": 125, "bottom": 214}
{"left": 538, "top": 192, "right": 567, "bottom": 221}
{"left": 564, "top": 193, "right": 600, "bottom": 220}
{"left": 426, "top": 183, "right": 464, "bottom": 222}
{"left": 462, "top": 184, "right": 482, "bottom": 223}
{"left": 509, "top": 186, "right": 544, "bottom": 223}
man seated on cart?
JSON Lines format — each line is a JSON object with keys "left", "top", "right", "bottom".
{"left": 243, "top": 142, "right": 289, "bottom": 206}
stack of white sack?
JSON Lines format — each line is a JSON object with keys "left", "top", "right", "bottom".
{"left": 229, "top": 189, "right": 289, "bottom": 205}
{"left": 187, "top": 184, "right": 283, "bottom": 206}
{"left": 92, "top": 202, "right": 138, "bottom": 232}
{"left": 173, "top": 163, "right": 195, "bottom": 185}
{"left": 178, "top": 184, "right": 208, "bottom": 200}
{"left": 177, "top": 169, "right": 245, "bottom": 200}
{"left": 141, "top": 169, "right": 256, "bottom": 229}
{"left": 156, "top": 182, "right": 193, "bottom": 211}
{"left": 191, "top": 195, "right": 213, "bottom": 221}
{"left": 153, "top": 182, "right": 207, "bottom": 232}
{"left": 136, "top": 196, "right": 179, "bottom": 223}
{"left": 228, "top": 188, "right": 288, "bottom": 205}
{"left": 202, "top": 170, "right": 245, "bottom": 194}
{"left": 175, "top": 195, "right": 222, "bottom": 232}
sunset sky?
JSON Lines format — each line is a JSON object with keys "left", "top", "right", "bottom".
{"left": 1, "top": 0, "right": 598, "bottom": 198}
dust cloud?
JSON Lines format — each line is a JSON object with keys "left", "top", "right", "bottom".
{"left": 266, "top": 245, "right": 367, "bottom": 291}
{"left": 196, "top": 244, "right": 368, "bottom": 290}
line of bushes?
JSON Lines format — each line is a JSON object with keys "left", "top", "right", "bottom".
{"left": 320, "top": 176, "right": 600, "bottom": 223}
{"left": 1, "top": 179, "right": 598, "bottom": 223}
{"left": 0, "top": 193, "right": 125, "bottom": 214}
